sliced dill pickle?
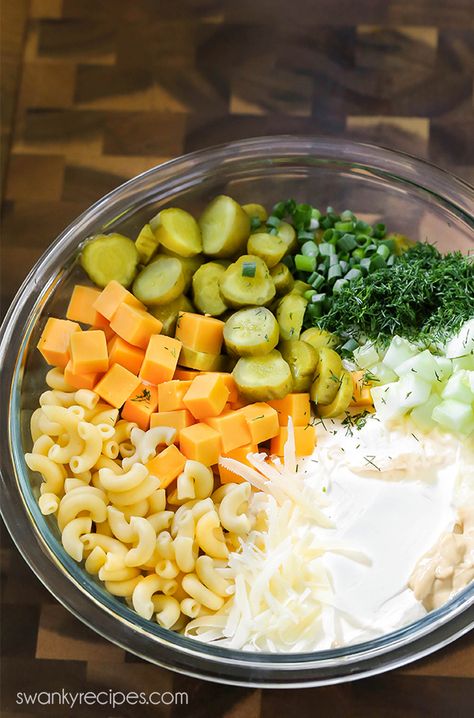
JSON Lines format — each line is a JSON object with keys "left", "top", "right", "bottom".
{"left": 279, "top": 339, "right": 318, "bottom": 392}
{"left": 291, "top": 280, "right": 312, "bottom": 296}
{"left": 80, "top": 233, "right": 139, "bottom": 288}
{"left": 242, "top": 203, "right": 268, "bottom": 222}
{"left": 224, "top": 307, "right": 279, "bottom": 357}
{"left": 160, "top": 250, "right": 204, "bottom": 292}
{"left": 270, "top": 262, "right": 295, "bottom": 296}
{"left": 132, "top": 256, "right": 185, "bottom": 305}
{"left": 219, "top": 255, "right": 276, "bottom": 308}
{"left": 151, "top": 208, "right": 202, "bottom": 257}
{"left": 199, "top": 195, "right": 250, "bottom": 258}
{"left": 232, "top": 349, "right": 293, "bottom": 401}
{"left": 192, "top": 262, "right": 228, "bottom": 316}
{"left": 179, "top": 346, "right": 225, "bottom": 372}
{"left": 310, "top": 347, "right": 343, "bottom": 405}
{"left": 135, "top": 224, "right": 160, "bottom": 264}
{"left": 277, "top": 221, "right": 297, "bottom": 253}
{"left": 317, "top": 370, "right": 353, "bottom": 417}
{"left": 246, "top": 232, "right": 287, "bottom": 268}
{"left": 276, "top": 292, "right": 307, "bottom": 341}
{"left": 300, "top": 327, "right": 339, "bottom": 350}
{"left": 149, "top": 295, "right": 194, "bottom": 336}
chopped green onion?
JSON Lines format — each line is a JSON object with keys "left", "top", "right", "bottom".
{"left": 317, "top": 261, "right": 328, "bottom": 274}
{"left": 311, "top": 292, "right": 326, "bottom": 303}
{"left": 311, "top": 274, "right": 326, "bottom": 291}
{"left": 352, "top": 248, "right": 365, "bottom": 260}
{"left": 242, "top": 261, "right": 256, "bottom": 277}
{"left": 339, "top": 260, "right": 349, "bottom": 274}
{"left": 272, "top": 201, "right": 287, "bottom": 218}
{"left": 345, "top": 267, "right": 362, "bottom": 282}
{"left": 295, "top": 254, "right": 316, "bottom": 272}
{"left": 370, "top": 254, "right": 386, "bottom": 271}
{"left": 387, "top": 254, "right": 396, "bottom": 267}
{"left": 282, "top": 255, "right": 295, "bottom": 271}
{"left": 360, "top": 257, "right": 371, "bottom": 274}
{"left": 318, "top": 243, "right": 335, "bottom": 257}
{"left": 327, "top": 264, "right": 342, "bottom": 283}
{"left": 297, "top": 230, "right": 315, "bottom": 242}
{"left": 329, "top": 254, "right": 339, "bottom": 267}
{"left": 250, "top": 216, "right": 261, "bottom": 231}
{"left": 311, "top": 208, "right": 322, "bottom": 220}
{"left": 268, "top": 227, "right": 279, "bottom": 236}
{"left": 323, "top": 228, "right": 334, "bottom": 241}
{"left": 333, "top": 278, "right": 349, "bottom": 293}
{"left": 373, "top": 222, "right": 386, "bottom": 239}
{"left": 301, "top": 241, "right": 319, "bottom": 257}
{"left": 365, "top": 244, "right": 378, "bottom": 257}
{"left": 341, "top": 338, "right": 359, "bottom": 353}
{"left": 340, "top": 210, "right": 355, "bottom": 221}
{"left": 266, "top": 215, "right": 282, "bottom": 229}
{"left": 355, "top": 220, "right": 369, "bottom": 232}
{"left": 293, "top": 204, "right": 313, "bottom": 230}
{"left": 304, "top": 289, "right": 317, "bottom": 301}
{"left": 337, "top": 233, "right": 357, "bottom": 252}
{"left": 334, "top": 221, "right": 354, "bottom": 232}
{"left": 306, "top": 303, "right": 323, "bottom": 321}
{"left": 376, "top": 244, "right": 390, "bottom": 260}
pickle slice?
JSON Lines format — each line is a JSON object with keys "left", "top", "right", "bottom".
{"left": 160, "top": 251, "right": 204, "bottom": 292}
{"left": 199, "top": 195, "right": 250, "bottom": 258}
{"left": 179, "top": 346, "right": 225, "bottom": 372}
{"left": 132, "top": 256, "right": 185, "bottom": 305}
{"left": 192, "top": 262, "right": 228, "bottom": 316}
{"left": 270, "top": 262, "right": 295, "bottom": 296}
{"left": 220, "top": 255, "right": 276, "bottom": 308}
{"left": 232, "top": 349, "right": 293, "bottom": 401}
{"left": 300, "top": 327, "right": 339, "bottom": 350}
{"left": 279, "top": 339, "right": 318, "bottom": 392}
{"left": 291, "top": 280, "right": 312, "bottom": 296}
{"left": 276, "top": 292, "right": 307, "bottom": 340}
{"left": 135, "top": 224, "right": 160, "bottom": 264}
{"left": 224, "top": 307, "right": 279, "bottom": 357}
{"left": 242, "top": 203, "right": 268, "bottom": 222}
{"left": 247, "top": 232, "right": 288, "bottom": 268}
{"left": 277, "top": 221, "right": 297, "bottom": 253}
{"left": 81, "top": 233, "right": 139, "bottom": 288}
{"left": 317, "top": 370, "right": 353, "bottom": 417}
{"left": 151, "top": 208, "right": 202, "bottom": 257}
{"left": 149, "top": 295, "right": 194, "bottom": 336}
{"left": 310, "top": 347, "right": 343, "bottom": 405}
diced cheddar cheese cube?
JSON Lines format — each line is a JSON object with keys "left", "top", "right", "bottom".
{"left": 66, "top": 285, "right": 106, "bottom": 326}
{"left": 70, "top": 329, "right": 109, "bottom": 375}
{"left": 158, "top": 380, "right": 192, "bottom": 412}
{"left": 230, "top": 396, "right": 250, "bottom": 410}
{"left": 110, "top": 303, "right": 162, "bottom": 349}
{"left": 183, "top": 374, "right": 229, "bottom": 419}
{"left": 269, "top": 393, "right": 311, "bottom": 427}
{"left": 93, "top": 280, "right": 144, "bottom": 320}
{"left": 240, "top": 402, "right": 279, "bottom": 444}
{"left": 173, "top": 367, "right": 200, "bottom": 381}
{"left": 270, "top": 425, "right": 316, "bottom": 457}
{"left": 205, "top": 410, "right": 251, "bottom": 453}
{"left": 64, "top": 360, "right": 102, "bottom": 391}
{"left": 175, "top": 312, "right": 224, "bottom": 355}
{"left": 204, "top": 372, "right": 238, "bottom": 403}
{"left": 146, "top": 444, "right": 187, "bottom": 489}
{"left": 179, "top": 422, "right": 221, "bottom": 466}
{"left": 108, "top": 335, "right": 144, "bottom": 375}
{"left": 150, "top": 409, "right": 194, "bottom": 440}
{"left": 140, "top": 334, "right": 182, "bottom": 385}
{"left": 37, "top": 318, "right": 81, "bottom": 367}
{"left": 218, "top": 443, "right": 258, "bottom": 484}
{"left": 350, "top": 371, "right": 373, "bottom": 407}
{"left": 94, "top": 364, "right": 141, "bottom": 408}
{"left": 121, "top": 383, "right": 158, "bottom": 430}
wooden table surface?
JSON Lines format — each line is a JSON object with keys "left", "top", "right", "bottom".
{"left": 1, "top": 1, "right": 473, "bottom": 715}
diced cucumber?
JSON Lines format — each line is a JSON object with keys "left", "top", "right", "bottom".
{"left": 132, "top": 256, "right": 185, "bottom": 305}
{"left": 80, "top": 233, "right": 139, "bottom": 288}
{"left": 152, "top": 208, "right": 202, "bottom": 257}
{"left": 434, "top": 356, "right": 453, "bottom": 382}
{"left": 353, "top": 341, "right": 380, "bottom": 369}
{"left": 382, "top": 336, "right": 419, "bottom": 371}
{"left": 370, "top": 382, "right": 402, "bottom": 421}
{"left": 396, "top": 373, "right": 432, "bottom": 410}
{"left": 432, "top": 399, "right": 474, "bottom": 436}
{"left": 441, "top": 370, "right": 474, "bottom": 404}
{"left": 444, "top": 319, "right": 474, "bottom": 359}
{"left": 396, "top": 349, "right": 440, "bottom": 384}
{"left": 453, "top": 355, "right": 474, "bottom": 372}
{"left": 370, "top": 362, "right": 398, "bottom": 385}
{"left": 410, "top": 394, "right": 441, "bottom": 433}
{"left": 224, "top": 307, "right": 279, "bottom": 357}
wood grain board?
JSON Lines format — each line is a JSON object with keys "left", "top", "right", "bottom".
{"left": 1, "top": 1, "right": 473, "bottom": 715}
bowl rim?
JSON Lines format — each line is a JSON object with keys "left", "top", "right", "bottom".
{"left": 1, "top": 135, "right": 473, "bottom": 687}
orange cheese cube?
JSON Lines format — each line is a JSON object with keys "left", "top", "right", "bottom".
{"left": 175, "top": 312, "right": 224, "bottom": 355}
{"left": 230, "top": 396, "right": 250, "bottom": 410}
{"left": 93, "top": 280, "right": 144, "bottom": 320}
{"left": 158, "top": 380, "right": 192, "bottom": 412}
{"left": 94, "top": 364, "right": 141, "bottom": 409}
{"left": 204, "top": 372, "right": 238, "bottom": 403}
{"left": 66, "top": 285, "right": 106, "bottom": 326}
{"left": 110, "top": 303, "right": 162, "bottom": 349}
{"left": 140, "top": 334, "right": 182, "bottom": 385}
{"left": 179, "top": 422, "right": 222, "bottom": 466}
{"left": 240, "top": 402, "right": 280, "bottom": 444}
{"left": 205, "top": 410, "right": 251, "bottom": 453}
{"left": 70, "top": 329, "right": 109, "bottom": 375}
{"left": 218, "top": 443, "right": 258, "bottom": 484}
{"left": 108, "top": 335, "right": 144, "bottom": 375}
{"left": 350, "top": 371, "right": 373, "bottom": 407}
{"left": 150, "top": 409, "right": 194, "bottom": 440}
{"left": 37, "top": 317, "right": 81, "bottom": 368}
{"left": 121, "top": 383, "right": 158, "bottom": 430}
{"left": 183, "top": 374, "right": 229, "bottom": 419}
{"left": 146, "top": 445, "right": 187, "bottom": 489}
{"left": 173, "top": 367, "right": 200, "bottom": 381}
{"left": 64, "top": 360, "right": 102, "bottom": 391}
{"left": 269, "top": 393, "right": 311, "bottom": 427}
{"left": 270, "top": 425, "right": 316, "bottom": 457}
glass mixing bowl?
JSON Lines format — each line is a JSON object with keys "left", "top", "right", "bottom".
{"left": 1, "top": 137, "right": 473, "bottom": 687}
